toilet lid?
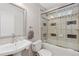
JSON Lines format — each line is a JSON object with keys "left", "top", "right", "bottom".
{"left": 38, "top": 49, "right": 52, "bottom": 56}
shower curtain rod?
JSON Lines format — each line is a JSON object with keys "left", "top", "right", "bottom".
{"left": 41, "top": 3, "right": 75, "bottom": 15}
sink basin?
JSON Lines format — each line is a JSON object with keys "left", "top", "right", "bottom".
{"left": 0, "top": 39, "right": 32, "bottom": 56}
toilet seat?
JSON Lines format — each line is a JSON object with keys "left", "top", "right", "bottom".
{"left": 38, "top": 49, "right": 52, "bottom": 56}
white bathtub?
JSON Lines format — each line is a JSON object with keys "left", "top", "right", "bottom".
{"left": 42, "top": 43, "right": 79, "bottom": 56}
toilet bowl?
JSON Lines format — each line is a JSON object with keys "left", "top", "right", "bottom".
{"left": 32, "top": 40, "right": 52, "bottom": 56}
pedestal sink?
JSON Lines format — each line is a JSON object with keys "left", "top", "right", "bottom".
{"left": 0, "top": 39, "right": 32, "bottom": 56}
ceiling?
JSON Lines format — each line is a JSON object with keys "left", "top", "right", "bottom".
{"left": 40, "top": 3, "right": 70, "bottom": 10}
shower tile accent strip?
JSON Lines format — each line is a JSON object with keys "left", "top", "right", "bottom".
{"left": 67, "top": 34, "right": 77, "bottom": 39}
{"left": 67, "top": 20, "right": 76, "bottom": 25}
{"left": 51, "top": 23, "right": 56, "bottom": 26}
{"left": 51, "top": 33, "right": 56, "bottom": 36}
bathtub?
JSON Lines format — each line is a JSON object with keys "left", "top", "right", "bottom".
{"left": 42, "top": 43, "right": 79, "bottom": 56}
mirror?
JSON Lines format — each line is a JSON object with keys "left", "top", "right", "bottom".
{"left": 0, "top": 3, "right": 26, "bottom": 37}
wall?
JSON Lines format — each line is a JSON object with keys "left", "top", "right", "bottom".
{"left": 23, "top": 3, "right": 43, "bottom": 42}
{"left": 15, "top": 3, "right": 45, "bottom": 56}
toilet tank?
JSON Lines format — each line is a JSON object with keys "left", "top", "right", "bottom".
{"left": 32, "top": 40, "right": 42, "bottom": 52}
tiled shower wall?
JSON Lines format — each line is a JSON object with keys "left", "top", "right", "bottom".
{"left": 41, "top": 4, "right": 79, "bottom": 51}
{"left": 41, "top": 14, "right": 48, "bottom": 42}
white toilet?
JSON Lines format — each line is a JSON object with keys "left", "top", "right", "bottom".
{"left": 32, "top": 40, "right": 52, "bottom": 56}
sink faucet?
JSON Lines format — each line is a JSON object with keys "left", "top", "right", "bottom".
{"left": 12, "top": 33, "right": 16, "bottom": 43}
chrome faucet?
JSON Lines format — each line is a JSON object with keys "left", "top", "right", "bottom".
{"left": 12, "top": 33, "right": 16, "bottom": 43}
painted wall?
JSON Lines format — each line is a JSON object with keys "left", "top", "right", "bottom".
{"left": 15, "top": 3, "right": 45, "bottom": 56}
{"left": 23, "top": 3, "right": 43, "bottom": 42}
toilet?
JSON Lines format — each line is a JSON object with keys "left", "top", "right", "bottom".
{"left": 32, "top": 40, "right": 52, "bottom": 56}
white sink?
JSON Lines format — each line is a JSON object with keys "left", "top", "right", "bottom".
{"left": 0, "top": 40, "right": 32, "bottom": 56}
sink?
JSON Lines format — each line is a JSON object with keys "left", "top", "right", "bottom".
{"left": 0, "top": 39, "right": 32, "bottom": 56}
